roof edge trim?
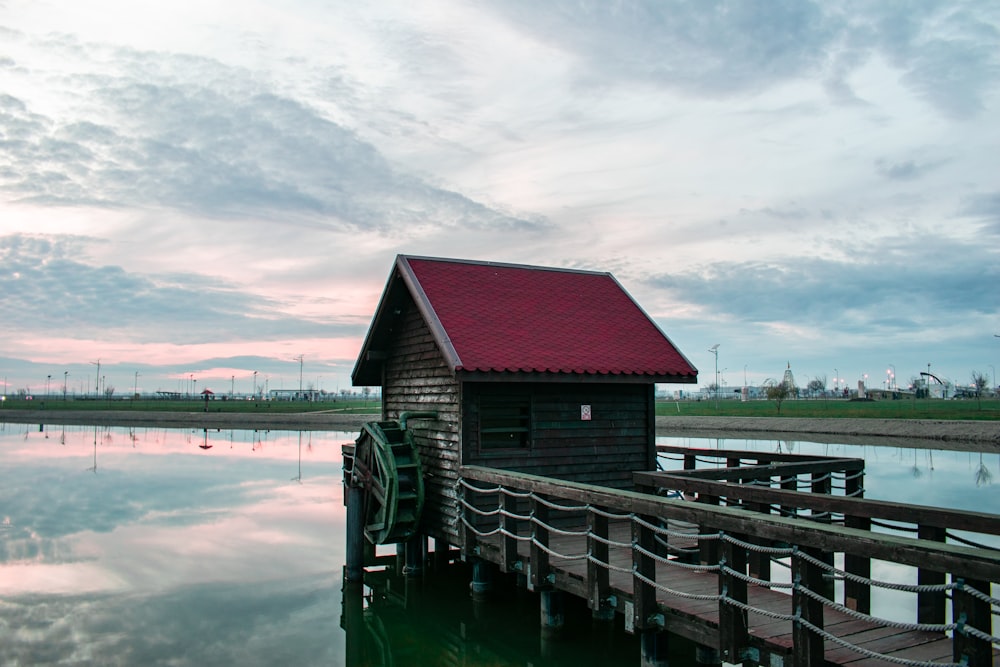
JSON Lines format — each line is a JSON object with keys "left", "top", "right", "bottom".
{"left": 396, "top": 255, "right": 463, "bottom": 372}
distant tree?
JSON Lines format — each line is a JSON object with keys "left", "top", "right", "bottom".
{"left": 104, "top": 386, "right": 115, "bottom": 403}
{"left": 763, "top": 379, "right": 790, "bottom": 414}
{"left": 807, "top": 376, "right": 826, "bottom": 395}
{"left": 971, "top": 370, "right": 989, "bottom": 410}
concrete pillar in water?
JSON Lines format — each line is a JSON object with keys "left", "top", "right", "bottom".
{"left": 470, "top": 560, "right": 494, "bottom": 600}
{"left": 432, "top": 537, "right": 450, "bottom": 570}
{"left": 345, "top": 484, "right": 365, "bottom": 583}
{"left": 640, "top": 629, "right": 669, "bottom": 667}
{"left": 592, "top": 597, "right": 616, "bottom": 623}
{"left": 403, "top": 534, "right": 426, "bottom": 577}
{"left": 695, "top": 644, "right": 722, "bottom": 666}
{"left": 540, "top": 590, "right": 565, "bottom": 636}
{"left": 343, "top": 580, "right": 365, "bottom": 665}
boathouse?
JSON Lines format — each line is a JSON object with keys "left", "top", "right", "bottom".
{"left": 351, "top": 255, "right": 697, "bottom": 547}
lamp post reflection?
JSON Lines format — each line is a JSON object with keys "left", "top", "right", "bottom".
{"left": 86, "top": 426, "right": 98, "bottom": 473}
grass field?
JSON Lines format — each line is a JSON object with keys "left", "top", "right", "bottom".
{"left": 655, "top": 396, "right": 1000, "bottom": 420}
{"left": 3, "top": 395, "right": 998, "bottom": 421}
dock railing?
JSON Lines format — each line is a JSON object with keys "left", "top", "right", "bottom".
{"left": 458, "top": 464, "right": 1000, "bottom": 667}
{"left": 646, "top": 446, "right": 1000, "bottom": 624}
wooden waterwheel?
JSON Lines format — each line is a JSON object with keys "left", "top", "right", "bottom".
{"left": 350, "top": 417, "right": 430, "bottom": 545}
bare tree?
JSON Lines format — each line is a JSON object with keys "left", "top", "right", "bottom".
{"left": 807, "top": 376, "right": 826, "bottom": 395}
{"left": 971, "top": 370, "right": 989, "bottom": 410}
{"left": 764, "top": 379, "right": 790, "bottom": 414}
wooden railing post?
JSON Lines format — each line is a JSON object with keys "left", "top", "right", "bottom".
{"left": 811, "top": 471, "right": 835, "bottom": 602}
{"left": 529, "top": 493, "right": 550, "bottom": 591}
{"left": 588, "top": 506, "right": 613, "bottom": 621}
{"left": 917, "top": 524, "right": 946, "bottom": 625}
{"left": 500, "top": 489, "right": 519, "bottom": 572}
{"left": 842, "top": 513, "right": 871, "bottom": 614}
{"left": 952, "top": 578, "right": 992, "bottom": 667}
{"left": 843, "top": 470, "right": 870, "bottom": 613}
{"left": 792, "top": 547, "right": 826, "bottom": 667}
{"left": 780, "top": 472, "right": 798, "bottom": 518}
{"left": 698, "top": 493, "right": 721, "bottom": 566}
{"left": 632, "top": 513, "right": 659, "bottom": 633}
{"left": 458, "top": 478, "right": 472, "bottom": 560}
{"left": 718, "top": 532, "right": 749, "bottom": 664}
{"left": 747, "top": 494, "right": 772, "bottom": 584}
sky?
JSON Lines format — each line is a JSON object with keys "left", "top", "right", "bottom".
{"left": 1, "top": 0, "right": 999, "bottom": 399}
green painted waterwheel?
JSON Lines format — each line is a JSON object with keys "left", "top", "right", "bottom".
{"left": 351, "top": 420, "right": 426, "bottom": 545}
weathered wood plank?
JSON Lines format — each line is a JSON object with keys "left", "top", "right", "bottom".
{"left": 463, "top": 466, "right": 1000, "bottom": 579}
{"left": 636, "top": 471, "right": 1000, "bottom": 535}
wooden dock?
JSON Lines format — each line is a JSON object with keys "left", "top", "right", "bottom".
{"left": 453, "top": 448, "right": 1000, "bottom": 667}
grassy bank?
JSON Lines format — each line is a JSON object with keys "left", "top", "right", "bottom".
{"left": 2, "top": 396, "right": 998, "bottom": 421}
{"left": 656, "top": 397, "right": 1000, "bottom": 420}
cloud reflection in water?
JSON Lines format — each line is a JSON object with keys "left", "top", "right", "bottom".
{"left": 0, "top": 425, "right": 350, "bottom": 665}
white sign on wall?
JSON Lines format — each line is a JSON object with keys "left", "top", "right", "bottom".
{"left": 581, "top": 404, "right": 592, "bottom": 421}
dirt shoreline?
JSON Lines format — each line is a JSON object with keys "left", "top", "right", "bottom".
{"left": 3, "top": 410, "right": 997, "bottom": 446}
{"left": 0, "top": 409, "right": 373, "bottom": 431}
{"left": 656, "top": 415, "right": 1000, "bottom": 450}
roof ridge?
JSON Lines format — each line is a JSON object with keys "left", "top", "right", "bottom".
{"left": 399, "top": 254, "right": 611, "bottom": 277}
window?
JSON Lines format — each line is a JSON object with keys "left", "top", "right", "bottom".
{"left": 479, "top": 394, "right": 530, "bottom": 449}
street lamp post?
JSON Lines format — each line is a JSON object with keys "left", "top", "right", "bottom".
{"left": 63, "top": 371, "right": 68, "bottom": 401}
{"left": 90, "top": 359, "right": 101, "bottom": 399}
{"left": 708, "top": 344, "right": 720, "bottom": 408}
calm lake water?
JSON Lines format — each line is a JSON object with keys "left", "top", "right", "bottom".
{"left": 0, "top": 423, "right": 996, "bottom": 666}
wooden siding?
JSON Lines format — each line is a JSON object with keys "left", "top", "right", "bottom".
{"left": 381, "top": 303, "right": 462, "bottom": 545}
{"left": 463, "top": 382, "right": 654, "bottom": 488}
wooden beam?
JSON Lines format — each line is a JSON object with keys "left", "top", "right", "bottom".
{"left": 461, "top": 466, "right": 1000, "bottom": 580}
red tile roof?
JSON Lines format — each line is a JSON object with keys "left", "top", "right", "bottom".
{"left": 390, "top": 256, "right": 696, "bottom": 380}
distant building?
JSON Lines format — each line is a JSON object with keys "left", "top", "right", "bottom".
{"left": 781, "top": 362, "right": 797, "bottom": 391}
{"left": 268, "top": 389, "right": 322, "bottom": 401}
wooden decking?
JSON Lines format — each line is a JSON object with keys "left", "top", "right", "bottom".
{"left": 475, "top": 519, "right": 968, "bottom": 666}
{"left": 458, "top": 456, "right": 1000, "bottom": 667}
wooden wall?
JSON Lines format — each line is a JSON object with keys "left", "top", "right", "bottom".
{"left": 381, "top": 303, "right": 462, "bottom": 545}
{"left": 462, "top": 382, "right": 655, "bottom": 489}
{"left": 379, "top": 296, "right": 657, "bottom": 547}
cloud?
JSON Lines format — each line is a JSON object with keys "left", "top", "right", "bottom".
{"left": 958, "top": 191, "right": 1000, "bottom": 234}
{"left": 487, "top": 0, "right": 837, "bottom": 95}
{"left": 874, "top": 158, "right": 945, "bottom": 181}
{"left": 862, "top": 1, "right": 1000, "bottom": 119}
{"left": 645, "top": 234, "right": 999, "bottom": 335}
{"left": 0, "top": 38, "right": 546, "bottom": 234}
{"left": 485, "top": 1, "right": 1000, "bottom": 118}
{"left": 0, "top": 234, "right": 355, "bottom": 344}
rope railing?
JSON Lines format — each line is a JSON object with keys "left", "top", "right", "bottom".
{"left": 794, "top": 615, "right": 965, "bottom": 667}
{"left": 946, "top": 531, "right": 1000, "bottom": 552}
{"left": 632, "top": 514, "right": 721, "bottom": 541}
{"left": 633, "top": 542, "right": 720, "bottom": 572}
{"left": 458, "top": 475, "right": 999, "bottom": 665}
